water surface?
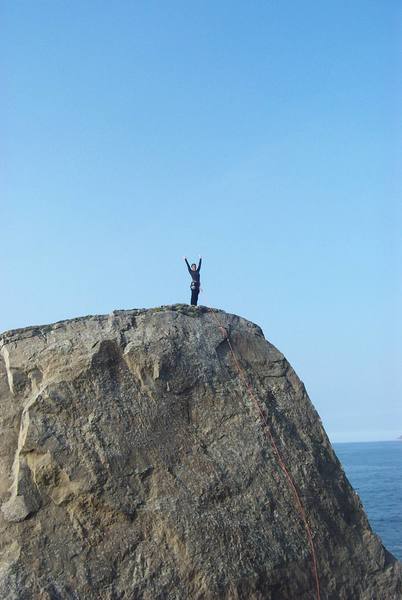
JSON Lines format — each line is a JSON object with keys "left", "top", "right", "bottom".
{"left": 334, "top": 441, "right": 402, "bottom": 560}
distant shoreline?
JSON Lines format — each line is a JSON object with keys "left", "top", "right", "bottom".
{"left": 333, "top": 439, "right": 402, "bottom": 445}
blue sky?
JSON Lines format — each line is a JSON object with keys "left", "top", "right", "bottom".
{"left": 1, "top": 2, "right": 401, "bottom": 442}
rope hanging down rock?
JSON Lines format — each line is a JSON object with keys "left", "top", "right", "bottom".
{"left": 205, "top": 303, "right": 321, "bottom": 600}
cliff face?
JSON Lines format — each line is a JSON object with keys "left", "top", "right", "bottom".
{"left": 0, "top": 305, "right": 400, "bottom": 600}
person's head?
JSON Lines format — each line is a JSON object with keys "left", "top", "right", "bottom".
{"left": 191, "top": 263, "right": 197, "bottom": 271}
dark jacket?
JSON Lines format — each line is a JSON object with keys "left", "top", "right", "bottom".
{"left": 185, "top": 258, "right": 202, "bottom": 289}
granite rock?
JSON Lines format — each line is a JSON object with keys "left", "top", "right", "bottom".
{"left": 0, "top": 305, "right": 400, "bottom": 599}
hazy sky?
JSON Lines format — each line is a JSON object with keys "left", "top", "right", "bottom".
{"left": 1, "top": 2, "right": 401, "bottom": 442}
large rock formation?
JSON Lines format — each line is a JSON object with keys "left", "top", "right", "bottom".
{"left": 0, "top": 305, "right": 400, "bottom": 599}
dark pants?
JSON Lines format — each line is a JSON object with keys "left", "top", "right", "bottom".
{"left": 191, "top": 288, "right": 199, "bottom": 306}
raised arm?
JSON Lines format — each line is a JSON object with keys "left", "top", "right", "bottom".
{"left": 184, "top": 257, "right": 192, "bottom": 274}
{"left": 197, "top": 256, "right": 202, "bottom": 271}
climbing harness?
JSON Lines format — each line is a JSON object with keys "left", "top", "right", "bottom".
{"left": 205, "top": 302, "right": 321, "bottom": 600}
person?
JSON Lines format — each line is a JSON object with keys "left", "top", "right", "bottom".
{"left": 183, "top": 255, "right": 202, "bottom": 306}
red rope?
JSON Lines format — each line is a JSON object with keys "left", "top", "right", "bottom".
{"left": 207, "top": 305, "right": 321, "bottom": 600}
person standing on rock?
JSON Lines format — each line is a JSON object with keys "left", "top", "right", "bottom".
{"left": 183, "top": 255, "right": 202, "bottom": 306}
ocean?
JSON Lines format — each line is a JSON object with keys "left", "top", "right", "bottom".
{"left": 333, "top": 441, "right": 402, "bottom": 561}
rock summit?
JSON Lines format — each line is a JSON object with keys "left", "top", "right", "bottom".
{"left": 0, "top": 305, "right": 400, "bottom": 599}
